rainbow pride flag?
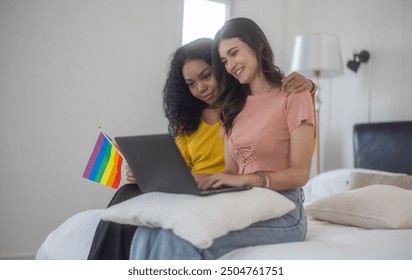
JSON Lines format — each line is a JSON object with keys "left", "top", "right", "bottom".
{"left": 83, "top": 131, "right": 123, "bottom": 189}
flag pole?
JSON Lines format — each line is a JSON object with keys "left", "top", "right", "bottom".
{"left": 98, "top": 126, "right": 124, "bottom": 158}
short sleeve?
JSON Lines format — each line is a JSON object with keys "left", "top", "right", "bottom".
{"left": 284, "top": 90, "right": 315, "bottom": 133}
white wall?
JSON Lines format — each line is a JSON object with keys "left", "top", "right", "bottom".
{"left": 234, "top": 0, "right": 412, "bottom": 171}
{"left": 0, "top": 0, "right": 183, "bottom": 259}
{"left": 0, "top": 0, "right": 411, "bottom": 259}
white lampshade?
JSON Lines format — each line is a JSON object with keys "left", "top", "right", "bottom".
{"left": 291, "top": 33, "right": 343, "bottom": 78}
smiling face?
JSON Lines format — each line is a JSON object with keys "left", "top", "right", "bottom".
{"left": 182, "top": 59, "right": 220, "bottom": 106}
{"left": 218, "top": 37, "right": 260, "bottom": 85}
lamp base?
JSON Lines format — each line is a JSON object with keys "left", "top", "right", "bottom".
{"left": 314, "top": 71, "right": 321, "bottom": 175}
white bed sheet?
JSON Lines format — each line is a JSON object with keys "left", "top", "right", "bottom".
{"left": 36, "top": 209, "right": 103, "bottom": 260}
{"left": 36, "top": 210, "right": 412, "bottom": 260}
{"left": 220, "top": 217, "right": 412, "bottom": 260}
{"left": 36, "top": 168, "right": 412, "bottom": 260}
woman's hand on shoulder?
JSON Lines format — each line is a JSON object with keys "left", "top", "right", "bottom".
{"left": 281, "top": 72, "right": 312, "bottom": 96}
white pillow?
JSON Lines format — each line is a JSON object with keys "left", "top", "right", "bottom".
{"left": 305, "top": 184, "right": 412, "bottom": 229}
{"left": 348, "top": 172, "right": 412, "bottom": 190}
{"left": 101, "top": 188, "right": 295, "bottom": 249}
{"left": 303, "top": 168, "right": 397, "bottom": 205}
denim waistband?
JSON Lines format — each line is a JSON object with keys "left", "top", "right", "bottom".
{"left": 277, "top": 188, "right": 304, "bottom": 205}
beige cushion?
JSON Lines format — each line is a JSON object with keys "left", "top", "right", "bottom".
{"left": 101, "top": 188, "right": 295, "bottom": 249}
{"left": 348, "top": 172, "right": 412, "bottom": 190}
{"left": 305, "top": 184, "right": 412, "bottom": 229}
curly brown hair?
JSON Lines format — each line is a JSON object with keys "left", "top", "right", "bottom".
{"left": 162, "top": 38, "right": 214, "bottom": 137}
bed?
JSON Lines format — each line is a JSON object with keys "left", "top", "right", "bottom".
{"left": 36, "top": 121, "right": 412, "bottom": 260}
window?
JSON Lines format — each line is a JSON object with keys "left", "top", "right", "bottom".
{"left": 182, "top": 0, "right": 230, "bottom": 45}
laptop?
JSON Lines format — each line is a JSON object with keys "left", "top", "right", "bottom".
{"left": 114, "top": 133, "right": 251, "bottom": 196}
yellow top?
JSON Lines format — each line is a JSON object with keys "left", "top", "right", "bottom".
{"left": 175, "top": 120, "right": 224, "bottom": 174}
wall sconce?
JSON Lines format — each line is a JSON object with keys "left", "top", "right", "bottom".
{"left": 347, "top": 50, "right": 370, "bottom": 73}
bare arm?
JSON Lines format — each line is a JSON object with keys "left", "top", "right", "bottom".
{"left": 263, "top": 123, "right": 314, "bottom": 190}
{"left": 223, "top": 139, "right": 238, "bottom": 174}
{"left": 198, "top": 139, "right": 262, "bottom": 190}
{"left": 198, "top": 123, "right": 314, "bottom": 191}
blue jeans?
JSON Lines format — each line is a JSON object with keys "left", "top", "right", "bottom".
{"left": 129, "top": 188, "right": 307, "bottom": 260}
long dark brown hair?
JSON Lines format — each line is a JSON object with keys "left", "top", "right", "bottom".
{"left": 212, "top": 17, "right": 284, "bottom": 132}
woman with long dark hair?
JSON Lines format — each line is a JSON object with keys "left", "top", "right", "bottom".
{"left": 89, "top": 36, "right": 313, "bottom": 259}
{"left": 129, "top": 18, "right": 315, "bottom": 260}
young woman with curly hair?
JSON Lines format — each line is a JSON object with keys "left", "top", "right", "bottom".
{"left": 88, "top": 37, "right": 314, "bottom": 260}
{"left": 129, "top": 18, "right": 315, "bottom": 259}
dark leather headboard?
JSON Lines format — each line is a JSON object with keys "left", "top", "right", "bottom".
{"left": 353, "top": 121, "right": 412, "bottom": 175}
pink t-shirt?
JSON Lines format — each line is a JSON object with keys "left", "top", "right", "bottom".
{"left": 224, "top": 89, "right": 315, "bottom": 174}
